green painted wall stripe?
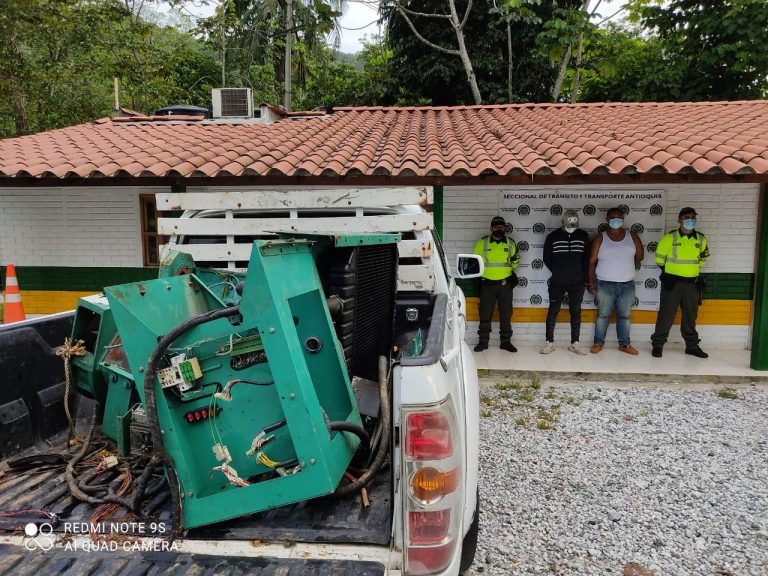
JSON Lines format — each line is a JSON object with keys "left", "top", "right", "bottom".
{"left": 0, "top": 266, "right": 157, "bottom": 292}
{"left": 0, "top": 265, "right": 755, "bottom": 300}
{"left": 457, "top": 273, "right": 754, "bottom": 300}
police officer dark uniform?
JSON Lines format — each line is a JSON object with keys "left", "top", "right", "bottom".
{"left": 651, "top": 207, "right": 710, "bottom": 358}
{"left": 473, "top": 216, "right": 520, "bottom": 353}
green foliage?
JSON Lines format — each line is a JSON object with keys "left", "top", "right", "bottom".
{"left": 629, "top": 0, "right": 768, "bottom": 100}
{"left": 576, "top": 0, "right": 768, "bottom": 102}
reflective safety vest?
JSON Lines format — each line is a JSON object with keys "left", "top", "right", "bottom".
{"left": 655, "top": 229, "right": 709, "bottom": 278}
{"left": 473, "top": 235, "right": 520, "bottom": 280}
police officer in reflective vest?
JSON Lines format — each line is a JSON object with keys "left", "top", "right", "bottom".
{"left": 651, "top": 207, "right": 710, "bottom": 358}
{"left": 473, "top": 216, "right": 520, "bottom": 352}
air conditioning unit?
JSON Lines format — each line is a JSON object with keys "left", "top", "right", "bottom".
{"left": 211, "top": 88, "right": 254, "bottom": 118}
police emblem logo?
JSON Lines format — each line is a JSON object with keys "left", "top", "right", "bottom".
{"left": 530, "top": 294, "right": 543, "bottom": 305}
{"left": 518, "top": 204, "right": 531, "bottom": 216}
{"left": 583, "top": 204, "right": 596, "bottom": 216}
{"left": 650, "top": 204, "right": 663, "bottom": 216}
{"left": 633, "top": 297, "right": 639, "bottom": 307}
{"left": 562, "top": 293, "right": 570, "bottom": 305}
{"left": 598, "top": 223, "right": 608, "bottom": 233}
{"left": 517, "top": 241, "right": 530, "bottom": 252}
{"left": 550, "top": 204, "right": 563, "bottom": 216}
{"left": 618, "top": 204, "right": 630, "bottom": 215}
{"left": 533, "top": 223, "right": 546, "bottom": 234}
{"left": 531, "top": 259, "right": 544, "bottom": 270}
{"left": 647, "top": 241, "right": 658, "bottom": 252}
{"left": 645, "top": 278, "right": 659, "bottom": 289}
{"left": 517, "top": 277, "right": 528, "bottom": 287}
{"left": 631, "top": 223, "right": 645, "bottom": 234}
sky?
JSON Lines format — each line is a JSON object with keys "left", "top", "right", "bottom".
{"left": 168, "top": 0, "right": 622, "bottom": 55}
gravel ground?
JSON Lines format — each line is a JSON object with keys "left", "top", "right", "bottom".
{"left": 471, "top": 378, "right": 768, "bottom": 576}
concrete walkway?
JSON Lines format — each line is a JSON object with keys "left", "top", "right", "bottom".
{"left": 473, "top": 342, "right": 767, "bottom": 384}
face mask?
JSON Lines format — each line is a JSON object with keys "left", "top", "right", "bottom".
{"left": 564, "top": 227, "right": 576, "bottom": 234}
{"left": 608, "top": 218, "right": 623, "bottom": 229}
{"left": 683, "top": 219, "right": 696, "bottom": 231}
{"left": 491, "top": 230, "right": 505, "bottom": 239}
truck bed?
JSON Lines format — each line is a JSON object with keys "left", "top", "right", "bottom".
{"left": 0, "top": 315, "right": 392, "bottom": 547}
{"left": 0, "top": 426, "right": 392, "bottom": 546}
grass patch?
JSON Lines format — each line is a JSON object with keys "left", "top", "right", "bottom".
{"left": 530, "top": 374, "right": 542, "bottom": 390}
{"left": 515, "top": 417, "right": 529, "bottom": 427}
{"left": 716, "top": 388, "right": 738, "bottom": 400}
{"left": 495, "top": 381, "right": 521, "bottom": 392}
{"left": 519, "top": 388, "right": 536, "bottom": 402}
{"left": 481, "top": 409, "right": 492, "bottom": 418}
{"left": 537, "top": 421, "right": 554, "bottom": 430}
{"left": 565, "top": 396, "right": 582, "bottom": 406}
{"left": 543, "top": 390, "right": 557, "bottom": 400}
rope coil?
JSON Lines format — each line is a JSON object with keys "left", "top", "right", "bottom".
{"left": 56, "top": 338, "right": 87, "bottom": 443}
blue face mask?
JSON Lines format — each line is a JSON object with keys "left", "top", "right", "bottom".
{"left": 683, "top": 219, "right": 696, "bottom": 231}
{"left": 608, "top": 218, "right": 623, "bottom": 229}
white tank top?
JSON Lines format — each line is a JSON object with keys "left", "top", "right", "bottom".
{"left": 595, "top": 230, "right": 636, "bottom": 282}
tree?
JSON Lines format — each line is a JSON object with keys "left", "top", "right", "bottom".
{"left": 0, "top": 0, "right": 219, "bottom": 137}
{"left": 387, "top": 0, "right": 482, "bottom": 103}
{"left": 627, "top": 0, "right": 768, "bottom": 100}
{"left": 383, "top": 0, "right": 580, "bottom": 106}
{"left": 567, "top": 23, "right": 686, "bottom": 102}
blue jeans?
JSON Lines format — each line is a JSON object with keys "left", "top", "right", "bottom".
{"left": 594, "top": 280, "right": 635, "bottom": 346}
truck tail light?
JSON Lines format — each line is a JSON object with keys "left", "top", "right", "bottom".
{"left": 405, "top": 412, "right": 453, "bottom": 460}
{"left": 411, "top": 467, "right": 459, "bottom": 502}
{"left": 403, "top": 399, "right": 463, "bottom": 575}
{"left": 406, "top": 540, "right": 458, "bottom": 575}
{"left": 408, "top": 509, "right": 451, "bottom": 544}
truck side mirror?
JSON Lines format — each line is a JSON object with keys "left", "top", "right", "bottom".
{"left": 455, "top": 254, "right": 484, "bottom": 279}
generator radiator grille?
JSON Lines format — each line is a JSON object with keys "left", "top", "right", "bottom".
{"left": 330, "top": 244, "right": 397, "bottom": 381}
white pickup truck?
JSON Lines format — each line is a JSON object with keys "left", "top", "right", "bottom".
{"left": 0, "top": 187, "right": 482, "bottom": 576}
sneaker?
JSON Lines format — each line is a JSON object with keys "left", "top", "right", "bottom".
{"left": 685, "top": 346, "right": 709, "bottom": 358}
{"left": 500, "top": 342, "right": 518, "bottom": 353}
{"left": 568, "top": 342, "right": 588, "bottom": 355}
{"left": 651, "top": 346, "right": 663, "bottom": 358}
{"left": 619, "top": 344, "right": 639, "bottom": 355}
{"left": 540, "top": 341, "right": 555, "bottom": 354}
{"left": 590, "top": 343, "right": 603, "bottom": 354}
{"left": 474, "top": 342, "right": 488, "bottom": 352}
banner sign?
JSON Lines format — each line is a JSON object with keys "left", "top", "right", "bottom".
{"left": 499, "top": 190, "right": 666, "bottom": 310}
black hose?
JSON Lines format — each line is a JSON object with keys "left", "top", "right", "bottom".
{"left": 335, "top": 355, "right": 391, "bottom": 497}
{"left": 328, "top": 421, "right": 370, "bottom": 447}
{"left": 143, "top": 304, "right": 241, "bottom": 539}
{"left": 264, "top": 418, "right": 287, "bottom": 434}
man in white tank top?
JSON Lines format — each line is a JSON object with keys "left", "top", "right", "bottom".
{"left": 586, "top": 207, "right": 644, "bottom": 354}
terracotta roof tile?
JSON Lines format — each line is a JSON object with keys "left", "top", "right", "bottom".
{"left": 3, "top": 101, "right": 768, "bottom": 180}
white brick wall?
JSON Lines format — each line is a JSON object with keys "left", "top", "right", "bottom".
{"left": 0, "top": 187, "right": 167, "bottom": 267}
{"left": 443, "top": 183, "right": 760, "bottom": 275}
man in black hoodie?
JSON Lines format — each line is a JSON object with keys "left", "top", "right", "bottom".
{"left": 541, "top": 209, "right": 590, "bottom": 354}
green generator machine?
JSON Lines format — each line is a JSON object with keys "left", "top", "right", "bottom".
{"left": 67, "top": 233, "right": 399, "bottom": 529}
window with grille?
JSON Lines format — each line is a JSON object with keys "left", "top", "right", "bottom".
{"left": 140, "top": 195, "right": 165, "bottom": 266}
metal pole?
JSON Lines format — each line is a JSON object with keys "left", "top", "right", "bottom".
{"left": 750, "top": 183, "right": 768, "bottom": 369}
{"left": 284, "top": 0, "right": 293, "bottom": 111}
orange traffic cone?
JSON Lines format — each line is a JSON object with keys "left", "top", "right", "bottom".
{"left": 3, "top": 264, "right": 26, "bottom": 323}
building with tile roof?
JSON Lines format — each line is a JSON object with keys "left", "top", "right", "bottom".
{"left": 1, "top": 101, "right": 767, "bottom": 368}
